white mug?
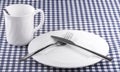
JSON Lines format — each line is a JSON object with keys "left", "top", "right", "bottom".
{"left": 4, "top": 4, "right": 44, "bottom": 46}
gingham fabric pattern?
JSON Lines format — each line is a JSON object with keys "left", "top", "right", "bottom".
{"left": 0, "top": 0, "right": 120, "bottom": 72}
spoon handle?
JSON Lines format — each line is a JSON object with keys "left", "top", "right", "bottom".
{"left": 3, "top": 9, "right": 10, "bottom": 15}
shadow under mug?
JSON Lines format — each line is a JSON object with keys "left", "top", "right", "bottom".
{"left": 4, "top": 4, "right": 44, "bottom": 46}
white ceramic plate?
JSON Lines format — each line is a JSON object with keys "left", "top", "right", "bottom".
{"left": 28, "top": 30, "right": 109, "bottom": 68}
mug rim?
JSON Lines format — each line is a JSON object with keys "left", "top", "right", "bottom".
{"left": 4, "top": 4, "right": 35, "bottom": 17}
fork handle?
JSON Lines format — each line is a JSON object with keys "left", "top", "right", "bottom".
{"left": 20, "top": 43, "right": 55, "bottom": 61}
{"left": 73, "top": 44, "right": 113, "bottom": 61}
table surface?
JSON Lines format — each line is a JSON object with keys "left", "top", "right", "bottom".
{"left": 0, "top": 0, "right": 120, "bottom": 72}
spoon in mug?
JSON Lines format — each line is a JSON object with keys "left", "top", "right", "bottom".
{"left": 3, "top": 9, "right": 10, "bottom": 15}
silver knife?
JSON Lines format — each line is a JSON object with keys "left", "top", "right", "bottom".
{"left": 51, "top": 35, "right": 113, "bottom": 61}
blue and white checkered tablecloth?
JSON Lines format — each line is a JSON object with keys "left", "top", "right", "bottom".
{"left": 0, "top": 0, "right": 120, "bottom": 72}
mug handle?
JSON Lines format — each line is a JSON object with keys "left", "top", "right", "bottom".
{"left": 33, "top": 9, "right": 44, "bottom": 32}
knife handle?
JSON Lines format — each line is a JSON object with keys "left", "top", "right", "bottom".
{"left": 73, "top": 44, "right": 113, "bottom": 61}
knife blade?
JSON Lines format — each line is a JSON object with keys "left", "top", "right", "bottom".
{"left": 51, "top": 35, "right": 113, "bottom": 61}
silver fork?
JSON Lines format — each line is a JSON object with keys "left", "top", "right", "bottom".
{"left": 20, "top": 32, "right": 73, "bottom": 61}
